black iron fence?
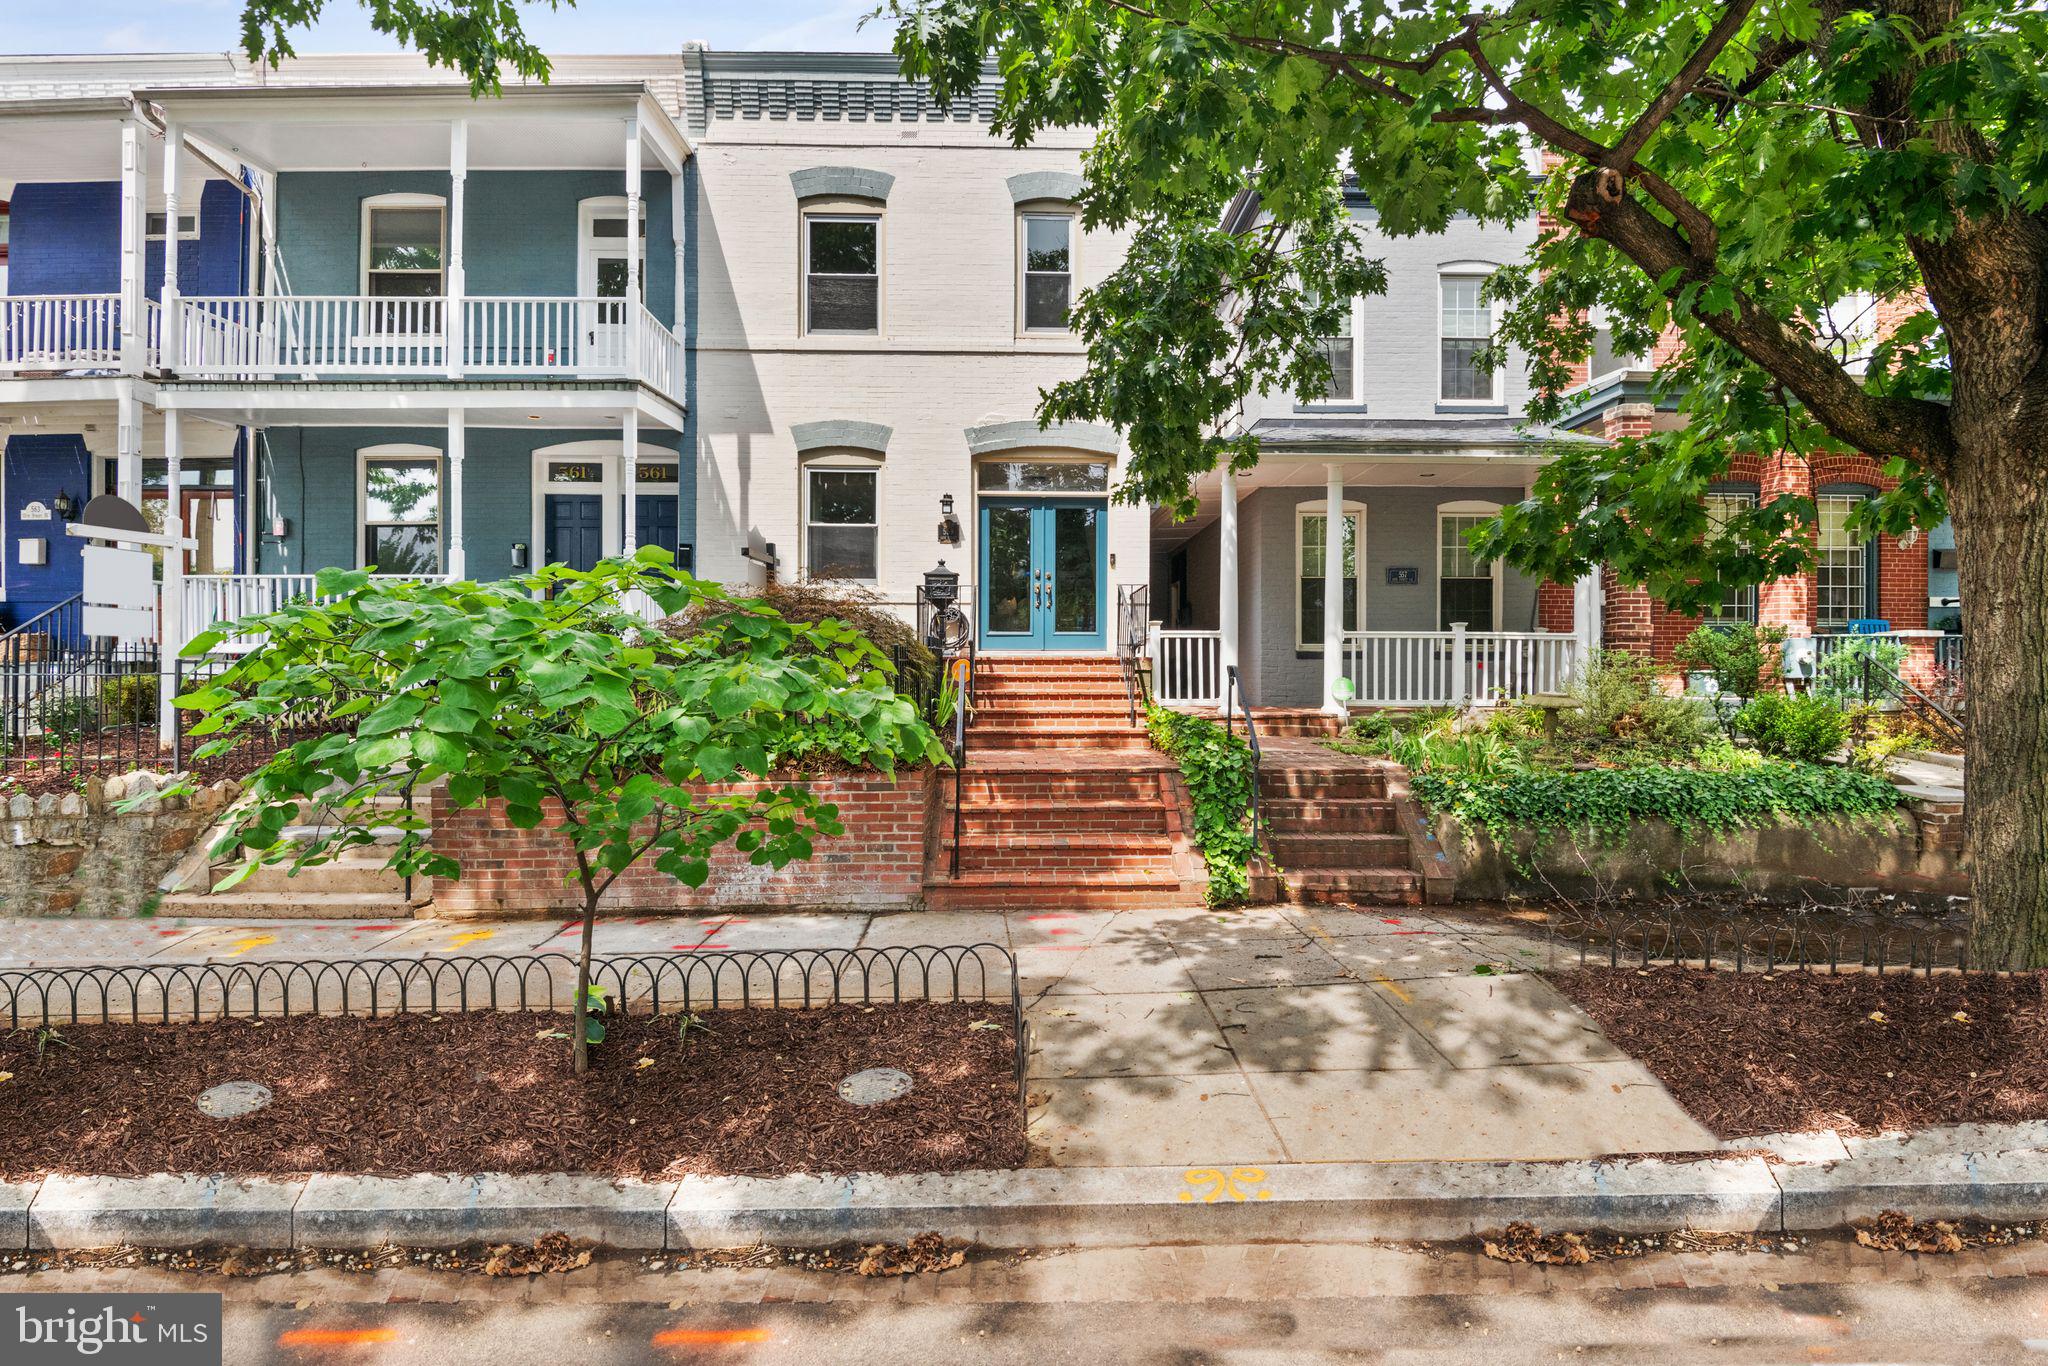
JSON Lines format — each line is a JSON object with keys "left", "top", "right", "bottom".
{"left": 0, "top": 943, "right": 1029, "bottom": 1112}
{"left": 1545, "top": 904, "right": 1992, "bottom": 975}
{"left": 0, "top": 595, "right": 170, "bottom": 782}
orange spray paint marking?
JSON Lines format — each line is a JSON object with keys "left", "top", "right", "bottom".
{"left": 652, "top": 1328, "right": 771, "bottom": 1348}
{"left": 277, "top": 1327, "right": 400, "bottom": 1347}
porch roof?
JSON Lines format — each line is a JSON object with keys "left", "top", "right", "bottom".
{"left": 156, "top": 379, "right": 685, "bottom": 432}
{"left": 1247, "top": 415, "right": 1602, "bottom": 451}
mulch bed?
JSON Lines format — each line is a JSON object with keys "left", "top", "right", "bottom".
{"left": 0, "top": 1003, "right": 1024, "bottom": 1179}
{"left": 1549, "top": 966, "right": 2048, "bottom": 1138}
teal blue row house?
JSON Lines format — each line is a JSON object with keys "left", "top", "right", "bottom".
{"left": 0, "top": 60, "right": 693, "bottom": 650}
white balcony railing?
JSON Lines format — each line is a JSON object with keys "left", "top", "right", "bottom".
{"left": 1344, "top": 628, "right": 1581, "bottom": 707}
{"left": 1149, "top": 628, "right": 1224, "bottom": 707}
{"left": 174, "top": 295, "right": 684, "bottom": 400}
{"left": 0, "top": 294, "right": 136, "bottom": 373}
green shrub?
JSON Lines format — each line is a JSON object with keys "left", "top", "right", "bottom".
{"left": 98, "top": 673, "right": 159, "bottom": 729}
{"left": 665, "top": 578, "right": 936, "bottom": 677}
{"left": 1560, "top": 650, "right": 1716, "bottom": 756}
{"left": 1735, "top": 692, "right": 1851, "bottom": 763}
{"left": 1413, "top": 758, "right": 1901, "bottom": 845}
{"left": 32, "top": 692, "right": 98, "bottom": 743}
{"left": 1672, "top": 622, "right": 1786, "bottom": 727}
{"left": 1147, "top": 705, "right": 1257, "bottom": 905}
{"left": 1813, "top": 636, "right": 1907, "bottom": 704}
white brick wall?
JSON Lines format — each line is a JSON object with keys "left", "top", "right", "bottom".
{"left": 690, "top": 121, "right": 1146, "bottom": 619}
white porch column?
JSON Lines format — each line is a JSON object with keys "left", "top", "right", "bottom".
{"left": 1217, "top": 462, "right": 1240, "bottom": 712}
{"left": 1572, "top": 570, "right": 1602, "bottom": 659}
{"left": 621, "top": 409, "right": 640, "bottom": 556}
{"left": 671, "top": 169, "right": 687, "bottom": 333}
{"left": 445, "top": 119, "right": 468, "bottom": 379}
{"left": 118, "top": 116, "right": 148, "bottom": 376}
{"left": 116, "top": 387, "right": 143, "bottom": 503}
{"left": 1322, "top": 463, "right": 1346, "bottom": 716}
{"left": 624, "top": 119, "right": 643, "bottom": 374}
{"left": 159, "top": 409, "right": 185, "bottom": 746}
{"left": 158, "top": 121, "right": 182, "bottom": 371}
{"left": 445, "top": 409, "right": 466, "bottom": 580}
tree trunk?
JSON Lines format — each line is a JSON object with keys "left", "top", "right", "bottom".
{"left": 1951, "top": 450, "right": 2048, "bottom": 968}
{"left": 572, "top": 898, "right": 598, "bottom": 1074}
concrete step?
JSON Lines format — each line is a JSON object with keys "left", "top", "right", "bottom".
{"left": 1265, "top": 832, "right": 1414, "bottom": 870}
{"left": 158, "top": 890, "right": 422, "bottom": 921}
{"left": 1261, "top": 798, "right": 1398, "bottom": 833}
{"left": 211, "top": 853, "right": 409, "bottom": 896}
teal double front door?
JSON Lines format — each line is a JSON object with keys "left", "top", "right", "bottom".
{"left": 978, "top": 497, "right": 1107, "bottom": 651}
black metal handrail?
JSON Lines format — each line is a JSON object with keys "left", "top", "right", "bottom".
{"left": 1117, "top": 584, "right": 1151, "bottom": 725}
{"left": 1222, "top": 664, "right": 1264, "bottom": 855}
{"left": 1856, "top": 653, "right": 1966, "bottom": 750}
{"left": 0, "top": 943, "right": 1030, "bottom": 1116}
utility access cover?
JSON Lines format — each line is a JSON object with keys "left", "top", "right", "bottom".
{"left": 836, "top": 1067, "right": 913, "bottom": 1107}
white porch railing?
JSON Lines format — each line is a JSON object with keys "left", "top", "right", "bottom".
{"left": 0, "top": 293, "right": 130, "bottom": 372}
{"left": 179, "top": 573, "right": 444, "bottom": 653}
{"left": 1784, "top": 629, "right": 1948, "bottom": 686}
{"left": 1149, "top": 628, "right": 1224, "bottom": 707}
{"left": 1343, "top": 628, "right": 1581, "bottom": 707}
{"left": 173, "top": 295, "right": 685, "bottom": 402}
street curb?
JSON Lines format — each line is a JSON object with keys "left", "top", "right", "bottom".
{"left": 10, "top": 1148, "right": 2048, "bottom": 1251}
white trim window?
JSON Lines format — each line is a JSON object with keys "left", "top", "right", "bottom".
{"left": 145, "top": 212, "right": 200, "bottom": 241}
{"left": 804, "top": 214, "right": 881, "bottom": 334}
{"left": 1702, "top": 490, "right": 1760, "bottom": 624}
{"left": 1296, "top": 502, "right": 1366, "bottom": 650}
{"left": 1816, "top": 491, "right": 1874, "bottom": 630}
{"left": 361, "top": 194, "right": 445, "bottom": 336}
{"left": 1019, "top": 211, "right": 1075, "bottom": 332}
{"left": 1439, "top": 271, "right": 1498, "bottom": 403}
{"left": 358, "top": 447, "right": 443, "bottom": 575}
{"left": 1307, "top": 297, "right": 1363, "bottom": 404}
{"left": 805, "top": 465, "right": 879, "bottom": 581}
{"left": 1437, "top": 502, "right": 1502, "bottom": 631}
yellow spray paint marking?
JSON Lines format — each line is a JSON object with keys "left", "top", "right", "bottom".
{"left": 1372, "top": 973, "right": 1412, "bottom": 1004}
{"left": 225, "top": 935, "right": 276, "bottom": 957}
{"left": 1177, "top": 1167, "right": 1271, "bottom": 1203}
{"left": 449, "top": 929, "right": 496, "bottom": 950}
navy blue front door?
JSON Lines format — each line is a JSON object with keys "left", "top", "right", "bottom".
{"left": 978, "top": 498, "right": 1107, "bottom": 651}
{"left": 545, "top": 493, "right": 604, "bottom": 571}
{"left": 631, "top": 494, "right": 680, "bottom": 561}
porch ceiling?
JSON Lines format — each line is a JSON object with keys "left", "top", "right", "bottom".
{"left": 135, "top": 85, "right": 690, "bottom": 175}
{"left": 0, "top": 109, "right": 213, "bottom": 193}
{"left": 155, "top": 381, "right": 685, "bottom": 432}
{"left": 1148, "top": 452, "right": 1550, "bottom": 550}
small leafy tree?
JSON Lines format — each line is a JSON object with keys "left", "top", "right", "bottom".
{"left": 1673, "top": 622, "right": 1789, "bottom": 732}
{"left": 176, "top": 549, "right": 943, "bottom": 1073}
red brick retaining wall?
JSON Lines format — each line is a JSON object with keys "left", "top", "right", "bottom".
{"left": 425, "top": 771, "right": 937, "bottom": 916}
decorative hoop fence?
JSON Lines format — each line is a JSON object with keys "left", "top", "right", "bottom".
{"left": 1543, "top": 906, "right": 1996, "bottom": 976}
{"left": 0, "top": 943, "right": 1028, "bottom": 1114}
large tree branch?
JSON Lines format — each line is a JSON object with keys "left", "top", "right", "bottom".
{"left": 1612, "top": 0, "right": 1761, "bottom": 164}
{"left": 1565, "top": 172, "right": 1957, "bottom": 475}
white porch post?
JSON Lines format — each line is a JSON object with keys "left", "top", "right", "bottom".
{"left": 1217, "top": 463, "right": 1239, "bottom": 713}
{"left": 445, "top": 119, "right": 467, "bottom": 379}
{"left": 115, "top": 388, "right": 143, "bottom": 503}
{"left": 1322, "top": 463, "right": 1346, "bottom": 716}
{"left": 445, "top": 409, "right": 466, "bottom": 580}
{"left": 158, "top": 122, "right": 182, "bottom": 371}
{"left": 1572, "top": 570, "right": 1602, "bottom": 660}
{"left": 159, "top": 409, "right": 185, "bottom": 746}
{"left": 118, "top": 115, "right": 147, "bottom": 376}
{"left": 621, "top": 409, "right": 640, "bottom": 556}
{"left": 671, "top": 169, "right": 686, "bottom": 332}
{"left": 624, "top": 118, "right": 642, "bottom": 376}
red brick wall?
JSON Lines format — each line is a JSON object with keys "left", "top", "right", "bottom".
{"left": 1535, "top": 580, "right": 1575, "bottom": 633}
{"left": 426, "top": 771, "right": 937, "bottom": 916}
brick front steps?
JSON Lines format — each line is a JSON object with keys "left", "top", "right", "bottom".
{"left": 926, "top": 656, "right": 1208, "bottom": 910}
{"left": 1256, "top": 742, "right": 1427, "bottom": 906}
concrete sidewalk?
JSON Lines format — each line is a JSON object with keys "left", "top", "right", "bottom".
{"left": 0, "top": 903, "right": 1720, "bottom": 1170}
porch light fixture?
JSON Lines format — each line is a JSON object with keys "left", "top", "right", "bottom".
{"left": 50, "top": 492, "right": 75, "bottom": 520}
{"left": 937, "top": 493, "right": 961, "bottom": 546}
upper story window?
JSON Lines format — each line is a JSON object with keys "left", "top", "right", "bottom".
{"left": 1702, "top": 489, "right": 1760, "bottom": 625}
{"left": 1019, "top": 212, "right": 1074, "bottom": 332}
{"left": 1307, "top": 297, "right": 1363, "bottom": 405}
{"left": 804, "top": 214, "right": 880, "bottom": 334}
{"left": 1439, "top": 271, "right": 1498, "bottom": 403}
{"left": 362, "top": 195, "right": 445, "bottom": 300}
{"left": 146, "top": 212, "right": 199, "bottom": 241}
{"left": 1586, "top": 304, "right": 1649, "bottom": 380}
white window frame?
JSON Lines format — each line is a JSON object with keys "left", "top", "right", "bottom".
{"left": 576, "top": 196, "right": 649, "bottom": 300}
{"left": 359, "top": 192, "right": 447, "bottom": 298}
{"left": 801, "top": 211, "right": 883, "bottom": 336}
{"left": 355, "top": 443, "right": 444, "bottom": 574}
{"left": 1584, "top": 303, "right": 1650, "bottom": 382}
{"left": 1815, "top": 489, "right": 1876, "bottom": 632}
{"left": 1302, "top": 296, "right": 1366, "bottom": 407}
{"left": 1436, "top": 500, "right": 1504, "bottom": 631}
{"left": 1438, "top": 266, "right": 1501, "bottom": 406}
{"left": 802, "top": 456, "right": 882, "bottom": 584}
{"left": 145, "top": 212, "right": 200, "bottom": 241}
{"left": 1017, "top": 209, "right": 1078, "bottom": 335}
{"left": 1294, "top": 499, "right": 1368, "bottom": 651}
{"left": 1701, "top": 489, "right": 1760, "bottom": 625}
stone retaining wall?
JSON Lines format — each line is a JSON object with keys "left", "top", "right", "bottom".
{"left": 1440, "top": 799, "right": 1968, "bottom": 903}
{"left": 0, "top": 773, "right": 241, "bottom": 917}
{"left": 425, "top": 771, "right": 937, "bottom": 917}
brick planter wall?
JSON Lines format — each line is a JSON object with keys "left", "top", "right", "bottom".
{"left": 425, "top": 770, "right": 938, "bottom": 916}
